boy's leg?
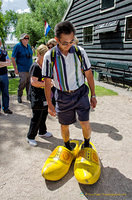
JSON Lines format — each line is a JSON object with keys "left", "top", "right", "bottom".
{"left": 80, "top": 120, "right": 91, "bottom": 147}
{"left": 61, "top": 124, "right": 73, "bottom": 150}
{"left": 61, "top": 124, "right": 70, "bottom": 143}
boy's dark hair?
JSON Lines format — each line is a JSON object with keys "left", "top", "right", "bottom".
{"left": 54, "top": 21, "right": 75, "bottom": 38}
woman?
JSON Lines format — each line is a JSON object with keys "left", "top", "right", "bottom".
{"left": 27, "top": 44, "right": 52, "bottom": 147}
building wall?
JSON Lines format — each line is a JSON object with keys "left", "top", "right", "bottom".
{"left": 64, "top": 0, "right": 132, "bottom": 67}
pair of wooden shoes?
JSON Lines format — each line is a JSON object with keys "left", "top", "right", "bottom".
{"left": 41, "top": 140, "right": 101, "bottom": 185}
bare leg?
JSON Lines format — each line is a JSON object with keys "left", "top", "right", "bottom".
{"left": 61, "top": 124, "right": 70, "bottom": 142}
{"left": 79, "top": 121, "right": 91, "bottom": 139}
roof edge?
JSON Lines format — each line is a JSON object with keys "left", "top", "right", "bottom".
{"left": 62, "top": 0, "right": 74, "bottom": 21}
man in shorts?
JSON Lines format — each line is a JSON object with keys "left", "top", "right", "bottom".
{"left": 42, "top": 21, "right": 97, "bottom": 150}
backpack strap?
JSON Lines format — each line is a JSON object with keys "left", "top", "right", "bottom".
{"left": 74, "top": 46, "right": 84, "bottom": 75}
{"left": 51, "top": 47, "right": 56, "bottom": 69}
{"left": 50, "top": 45, "right": 84, "bottom": 75}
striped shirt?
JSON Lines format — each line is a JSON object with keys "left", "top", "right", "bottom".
{"left": 42, "top": 45, "right": 91, "bottom": 91}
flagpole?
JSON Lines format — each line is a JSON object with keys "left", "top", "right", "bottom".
{"left": 44, "top": 20, "right": 54, "bottom": 38}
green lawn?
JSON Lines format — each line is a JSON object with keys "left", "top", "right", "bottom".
{"left": 7, "top": 50, "right": 12, "bottom": 58}
{"left": 9, "top": 78, "right": 26, "bottom": 95}
{"left": 94, "top": 85, "right": 118, "bottom": 96}
{"left": 9, "top": 78, "right": 118, "bottom": 96}
{"left": 7, "top": 50, "right": 14, "bottom": 69}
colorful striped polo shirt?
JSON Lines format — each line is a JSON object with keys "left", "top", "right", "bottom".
{"left": 42, "top": 45, "right": 91, "bottom": 91}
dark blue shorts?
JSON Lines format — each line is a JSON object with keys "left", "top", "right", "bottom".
{"left": 55, "top": 84, "right": 90, "bottom": 125}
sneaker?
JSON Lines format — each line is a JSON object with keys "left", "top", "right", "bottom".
{"left": 26, "top": 138, "right": 37, "bottom": 146}
{"left": 18, "top": 97, "right": 22, "bottom": 103}
{"left": 4, "top": 109, "right": 13, "bottom": 114}
{"left": 38, "top": 132, "right": 53, "bottom": 138}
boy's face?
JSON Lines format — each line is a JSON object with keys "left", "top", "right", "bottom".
{"left": 56, "top": 32, "right": 75, "bottom": 52}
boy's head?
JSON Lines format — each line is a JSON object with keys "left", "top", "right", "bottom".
{"left": 55, "top": 21, "right": 75, "bottom": 39}
{"left": 55, "top": 21, "right": 76, "bottom": 52}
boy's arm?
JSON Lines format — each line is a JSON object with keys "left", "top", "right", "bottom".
{"left": 85, "top": 69, "right": 97, "bottom": 109}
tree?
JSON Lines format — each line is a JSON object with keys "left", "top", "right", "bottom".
{"left": 4, "top": 10, "right": 18, "bottom": 37}
{"left": 16, "top": 12, "right": 44, "bottom": 47}
{"left": 0, "top": 3, "right": 18, "bottom": 47}
{"left": 0, "top": 1, "right": 6, "bottom": 46}
{"left": 15, "top": 0, "right": 68, "bottom": 46}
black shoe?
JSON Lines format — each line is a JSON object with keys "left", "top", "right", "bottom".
{"left": 18, "top": 97, "right": 22, "bottom": 103}
{"left": 4, "top": 109, "right": 13, "bottom": 114}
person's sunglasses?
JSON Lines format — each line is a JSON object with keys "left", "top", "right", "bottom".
{"left": 24, "top": 37, "right": 29, "bottom": 40}
{"left": 59, "top": 39, "right": 75, "bottom": 46}
{"left": 48, "top": 45, "right": 54, "bottom": 49}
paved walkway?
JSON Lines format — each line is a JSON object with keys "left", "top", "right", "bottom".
{"left": 0, "top": 81, "right": 132, "bottom": 200}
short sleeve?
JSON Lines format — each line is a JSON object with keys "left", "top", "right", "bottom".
{"left": 78, "top": 46, "right": 91, "bottom": 71}
{"left": 31, "top": 64, "right": 40, "bottom": 78}
{"left": 42, "top": 51, "right": 53, "bottom": 78}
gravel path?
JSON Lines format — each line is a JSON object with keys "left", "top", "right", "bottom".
{"left": 0, "top": 81, "right": 132, "bottom": 200}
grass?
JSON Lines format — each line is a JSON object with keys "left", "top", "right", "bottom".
{"left": 9, "top": 78, "right": 118, "bottom": 96}
{"left": 94, "top": 85, "right": 118, "bottom": 96}
{"left": 7, "top": 50, "right": 12, "bottom": 58}
{"left": 7, "top": 50, "right": 14, "bottom": 69}
{"left": 9, "top": 78, "right": 26, "bottom": 95}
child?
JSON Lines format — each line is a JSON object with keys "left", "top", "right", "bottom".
{"left": 27, "top": 44, "right": 52, "bottom": 146}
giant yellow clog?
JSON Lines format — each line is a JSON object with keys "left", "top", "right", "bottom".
{"left": 74, "top": 142, "right": 101, "bottom": 185}
{"left": 42, "top": 140, "right": 79, "bottom": 181}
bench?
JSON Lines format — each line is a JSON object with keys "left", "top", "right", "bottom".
{"left": 124, "top": 76, "right": 132, "bottom": 87}
{"left": 90, "top": 60, "right": 98, "bottom": 67}
{"left": 8, "top": 69, "right": 15, "bottom": 78}
{"left": 99, "top": 62, "right": 129, "bottom": 86}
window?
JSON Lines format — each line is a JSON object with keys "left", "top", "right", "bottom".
{"left": 83, "top": 25, "right": 93, "bottom": 44}
{"left": 101, "top": 0, "right": 115, "bottom": 11}
{"left": 125, "top": 16, "right": 132, "bottom": 41}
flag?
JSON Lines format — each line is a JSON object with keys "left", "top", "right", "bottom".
{"left": 45, "top": 21, "right": 51, "bottom": 36}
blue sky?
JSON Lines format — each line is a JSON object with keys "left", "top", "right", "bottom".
{"left": 1, "top": 0, "right": 30, "bottom": 13}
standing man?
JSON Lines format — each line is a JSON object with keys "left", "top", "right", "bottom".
{"left": 42, "top": 21, "right": 97, "bottom": 150}
{"left": 0, "top": 39, "right": 12, "bottom": 114}
{"left": 11, "top": 33, "right": 33, "bottom": 103}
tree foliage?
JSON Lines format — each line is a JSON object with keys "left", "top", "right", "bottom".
{"left": 4, "top": 10, "right": 18, "bottom": 35}
{"left": 0, "top": 1, "right": 6, "bottom": 44}
{"left": 16, "top": 12, "right": 44, "bottom": 47}
{"left": 0, "top": 1, "right": 18, "bottom": 46}
{"left": 15, "top": 0, "right": 68, "bottom": 46}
